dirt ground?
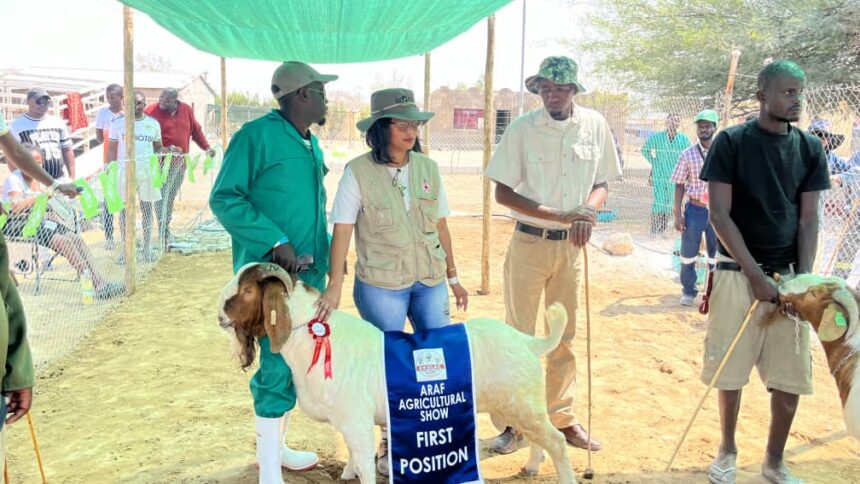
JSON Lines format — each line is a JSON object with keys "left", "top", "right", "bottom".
{"left": 5, "top": 213, "right": 860, "bottom": 481}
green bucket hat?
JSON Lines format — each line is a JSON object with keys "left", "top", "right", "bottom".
{"left": 525, "top": 56, "right": 587, "bottom": 94}
{"left": 694, "top": 109, "right": 720, "bottom": 124}
{"left": 356, "top": 88, "right": 434, "bottom": 132}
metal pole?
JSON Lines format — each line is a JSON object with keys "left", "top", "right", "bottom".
{"left": 123, "top": 5, "right": 137, "bottom": 294}
{"left": 480, "top": 15, "right": 496, "bottom": 295}
{"left": 518, "top": 0, "right": 527, "bottom": 117}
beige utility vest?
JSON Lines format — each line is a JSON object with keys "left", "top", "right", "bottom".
{"left": 349, "top": 152, "right": 447, "bottom": 290}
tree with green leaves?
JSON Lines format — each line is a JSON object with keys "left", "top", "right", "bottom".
{"left": 582, "top": 0, "right": 860, "bottom": 101}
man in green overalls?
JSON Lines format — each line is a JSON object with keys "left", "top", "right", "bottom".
{"left": 642, "top": 114, "right": 691, "bottom": 237}
{"left": 209, "top": 61, "right": 336, "bottom": 484}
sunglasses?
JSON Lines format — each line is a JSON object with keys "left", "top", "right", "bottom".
{"left": 34, "top": 97, "right": 52, "bottom": 106}
{"left": 305, "top": 87, "right": 327, "bottom": 103}
{"left": 391, "top": 120, "right": 425, "bottom": 131}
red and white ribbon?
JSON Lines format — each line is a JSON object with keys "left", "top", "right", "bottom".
{"left": 307, "top": 319, "right": 332, "bottom": 379}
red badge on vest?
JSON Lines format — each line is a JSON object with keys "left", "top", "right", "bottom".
{"left": 422, "top": 179, "right": 431, "bottom": 193}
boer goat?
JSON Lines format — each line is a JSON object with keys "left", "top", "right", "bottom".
{"left": 218, "top": 262, "right": 578, "bottom": 483}
{"left": 778, "top": 274, "right": 860, "bottom": 439}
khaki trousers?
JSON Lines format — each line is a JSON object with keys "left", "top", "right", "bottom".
{"left": 502, "top": 229, "right": 583, "bottom": 428}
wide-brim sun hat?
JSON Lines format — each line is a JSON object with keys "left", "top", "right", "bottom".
{"left": 356, "top": 88, "right": 434, "bottom": 132}
{"left": 525, "top": 56, "right": 587, "bottom": 95}
{"left": 809, "top": 119, "right": 845, "bottom": 150}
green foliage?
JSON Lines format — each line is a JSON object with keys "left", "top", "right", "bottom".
{"left": 581, "top": 0, "right": 860, "bottom": 99}
{"left": 134, "top": 52, "right": 176, "bottom": 73}
{"left": 214, "top": 91, "right": 277, "bottom": 108}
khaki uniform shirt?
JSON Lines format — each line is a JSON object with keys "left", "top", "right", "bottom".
{"left": 485, "top": 107, "right": 622, "bottom": 230}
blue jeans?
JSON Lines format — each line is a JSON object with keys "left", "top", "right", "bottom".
{"left": 353, "top": 278, "right": 450, "bottom": 332}
{"left": 681, "top": 202, "right": 716, "bottom": 297}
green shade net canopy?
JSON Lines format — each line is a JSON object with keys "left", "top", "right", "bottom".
{"left": 120, "top": 0, "right": 513, "bottom": 62}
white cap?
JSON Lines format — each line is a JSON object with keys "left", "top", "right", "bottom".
{"left": 271, "top": 61, "right": 337, "bottom": 99}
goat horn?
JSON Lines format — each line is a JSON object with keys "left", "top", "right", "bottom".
{"left": 833, "top": 288, "right": 859, "bottom": 329}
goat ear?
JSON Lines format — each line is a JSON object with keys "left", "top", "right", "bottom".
{"left": 818, "top": 303, "right": 848, "bottom": 342}
{"left": 262, "top": 281, "right": 291, "bottom": 353}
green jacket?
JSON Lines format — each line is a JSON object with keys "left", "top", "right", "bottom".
{"left": 0, "top": 234, "right": 34, "bottom": 393}
{"left": 641, "top": 130, "right": 692, "bottom": 179}
{"left": 210, "top": 110, "right": 330, "bottom": 290}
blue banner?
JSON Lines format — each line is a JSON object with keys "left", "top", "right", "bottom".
{"left": 384, "top": 324, "right": 482, "bottom": 484}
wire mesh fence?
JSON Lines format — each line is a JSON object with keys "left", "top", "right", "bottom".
{"left": 16, "top": 82, "right": 858, "bottom": 370}
{"left": 802, "top": 84, "right": 860, "bottom": 286}
{"left": 2, "top": 145, "right": 222, "bottom": 369}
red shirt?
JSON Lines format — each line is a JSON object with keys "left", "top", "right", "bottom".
{"left": 144, "top": 101, "right": 210, "bottom": 154}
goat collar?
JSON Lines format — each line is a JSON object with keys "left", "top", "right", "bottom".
{"left": 833, "top": 348, "right": 858, "bottom": 377}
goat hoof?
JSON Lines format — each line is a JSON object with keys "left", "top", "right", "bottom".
{"left": 340, "top": 467, "right": 356, "bottom": 480}
{"left": 520, "top": 465, "right": 540, "bottom": 477}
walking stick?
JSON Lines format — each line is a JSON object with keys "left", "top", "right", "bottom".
{"left": 664, "top": 299, "right": 761, "bottom": 472}
{"left": 582, "top": 246, "right": 595, "bottom": 480}
{"left": 26, "top": 413, "right": 47, "bottom": 484}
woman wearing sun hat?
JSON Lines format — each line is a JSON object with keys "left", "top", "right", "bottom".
{"left": 314, "top": 88, "right": 468, "bottom": 476}
{"left": 315, "top": 88, "right": 468, "bottom": 327}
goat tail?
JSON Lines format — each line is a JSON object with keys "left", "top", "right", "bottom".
{"left": 528, "top": 302, "right": 568, "bottom": 356}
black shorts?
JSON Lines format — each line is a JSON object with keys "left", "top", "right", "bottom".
{"left": 3, "top": 215, "right": 71, "bottom": 245}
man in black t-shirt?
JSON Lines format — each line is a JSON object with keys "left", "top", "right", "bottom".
{"left": 699, "top": 60, "right": 829, "bottom": 484}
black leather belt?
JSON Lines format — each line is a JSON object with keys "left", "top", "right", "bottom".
{"left": 516, "top": 222, "right": 569, "bottom": 241}
{"left": 715, "top": 261, "right": 795, "bottom": 278}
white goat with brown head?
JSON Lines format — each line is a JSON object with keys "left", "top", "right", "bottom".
{"left": 218, "top": 262, "right": 579, "bottom": 484}
{"left": 778, "top": 274, "right": 860, "bottom": 439}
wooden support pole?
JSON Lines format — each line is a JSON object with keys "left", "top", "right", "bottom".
{"left": 480, "top": 15, "right": 495, "bottom": 295}
{"left": 721, "top": 50, "right": 741, "bottom": 128}
{"left": 220, "top": 56, "right": 228, "bottom": 148}
{"left": 423, "top": 52, "right": 431, "bottom": 155}
{"left": 123, "top": 5, "right": 137, "bottom": 294}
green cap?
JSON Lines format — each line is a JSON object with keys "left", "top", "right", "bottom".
{"left": 356, "top": 88, "right": 434, "bottom": 132}
{"left": 525, "top": 56, "right": 586, "bottom": 94}
{"left": 694, "top": 109, "right": 719, "bottom": 124}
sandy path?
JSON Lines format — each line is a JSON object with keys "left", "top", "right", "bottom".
{"left": 5, "top": 217, "right": 859, "bottom": 483}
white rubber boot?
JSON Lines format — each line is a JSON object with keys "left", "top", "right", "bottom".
{"left": 256, "top": 416, "right": 285, "bottom": 484}
{"left": 280, "top": 411, "right": 319, "bottom": 471}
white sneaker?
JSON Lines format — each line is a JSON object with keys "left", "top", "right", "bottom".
{"left": 680, "top": 294, "right": 696, "bottom": 306}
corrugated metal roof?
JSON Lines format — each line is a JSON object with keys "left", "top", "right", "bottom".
{"left": 0, "top": 66, "right": 212, "bottom": 94}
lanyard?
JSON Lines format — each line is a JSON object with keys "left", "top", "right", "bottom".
{"left": 696, "top": 143, "right": 708, "bottom": 161}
